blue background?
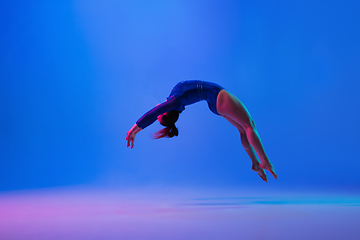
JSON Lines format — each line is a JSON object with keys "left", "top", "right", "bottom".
{"left": 1, "top": 0, "right": 359, "bottom": 192}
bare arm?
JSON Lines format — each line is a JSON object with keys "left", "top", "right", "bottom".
{"left": 126, "top": 123, "right": 142, "bottom": 149}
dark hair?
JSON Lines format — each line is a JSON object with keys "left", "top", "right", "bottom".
{"left": 153, "top": 110, "right": 180, "bottom": 139}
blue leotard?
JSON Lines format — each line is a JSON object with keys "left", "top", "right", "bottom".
{"left": 136, "top": 81, "right": 225, "bottom": 129}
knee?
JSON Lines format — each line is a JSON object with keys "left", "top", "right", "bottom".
{"left": 251, "top": 119, "right": 257, "bottom": 129}
{"left": 243, "top": 119, "right": 256, "bottom": 131}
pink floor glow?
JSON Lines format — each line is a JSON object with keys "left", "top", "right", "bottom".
{"left": 0, "top": 187, "right": 359, "bottom": 240}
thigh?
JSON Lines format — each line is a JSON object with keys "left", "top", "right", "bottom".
{"left": 217, "top": 90, "right": 254, "bottom": 129}
{"left": 222, "top": 115, "right": 246, "bottom": 134}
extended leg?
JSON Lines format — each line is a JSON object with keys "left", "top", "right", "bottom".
{"left": 223, "top": 115, "right": 267, "bottom": 182}
{"left": 217, "top": 90, "right": 277, "bottom": 179}
{"left": 243, "top": 121, "right": 276, "bottom": 179}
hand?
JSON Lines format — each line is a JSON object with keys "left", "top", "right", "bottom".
{"left": 126, "top": 123, "right": 142, "bottom": 149}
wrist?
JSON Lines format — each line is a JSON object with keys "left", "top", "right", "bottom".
{"left": 134, "top": 123, "right": 142, "bottom": 133}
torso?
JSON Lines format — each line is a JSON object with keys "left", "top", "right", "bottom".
{"left": 167, "top": 80, "right": 225, "bottom": 115}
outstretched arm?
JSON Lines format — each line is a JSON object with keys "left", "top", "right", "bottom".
{"left": 126, "top": 96, "right": 180, "bottom": 149}
{"left": 135, "top": 96, "right": 180, "bottom": 129}
{"left": 126, "top": 123, "right": 142, "bottom": 149}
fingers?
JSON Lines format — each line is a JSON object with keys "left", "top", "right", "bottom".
{"left": 126, "top": 133, "right": 130, "bottom": 148}
{"left": 126, "top": 124, "right": 142, "bottom": 149}
{"left": 126, "top": 133, "right": 132, "bottom": 148}
{"left": 131, "top": 134, "right": 136, "bottom": 149}
{"left": 127, "top": 137, "right": 133, "bottom": 148}
{"left": 126, "top": 132, "right": 135, "bottom": 149}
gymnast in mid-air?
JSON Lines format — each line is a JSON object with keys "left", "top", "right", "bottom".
{"left": 126, "top": 80, "right": 277, "bottom": 182}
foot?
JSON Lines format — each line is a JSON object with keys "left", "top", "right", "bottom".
{"left": 252, "top": 164, "right": 267, "bottom": 182}
{"left": 260, "top": 161, "right": 277, "bottom": 179}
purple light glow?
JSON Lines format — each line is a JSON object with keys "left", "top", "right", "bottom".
{"left": 0, "top": 187, "right": 359, "bottom": 240}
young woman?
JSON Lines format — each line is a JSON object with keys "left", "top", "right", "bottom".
{"left": 126, "top": 80, "right": 277, "bottom": 182}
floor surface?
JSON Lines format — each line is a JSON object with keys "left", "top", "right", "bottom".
{"left": 0, "top": 187, "right": 359, "bottom": 240}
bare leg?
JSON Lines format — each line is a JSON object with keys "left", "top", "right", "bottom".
{"left": 217, "top": 90, "right": 277, "bottom": 179}
{"left": 223, "top": 115, "right": 267, "bottom": 182}
{"left": 244, "top": 122, "right": 276, "bottom": 178}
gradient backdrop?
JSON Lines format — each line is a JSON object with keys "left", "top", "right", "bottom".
{"left": 1, "top": 0, "right": 359, "bottom": 193}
